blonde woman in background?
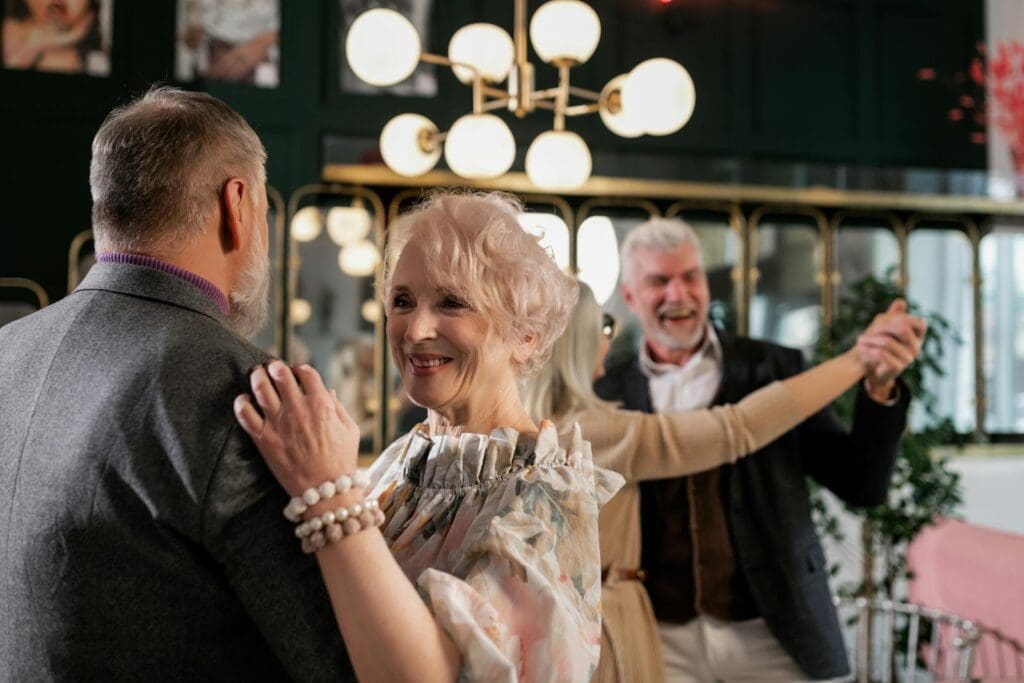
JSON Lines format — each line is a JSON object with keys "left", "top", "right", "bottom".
{"left": 522, "top": 282, "right": 922, "bottom": 683}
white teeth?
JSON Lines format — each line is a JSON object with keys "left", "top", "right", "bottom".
{"left": 410, "top": 357, "right": 449, "bottom": 368}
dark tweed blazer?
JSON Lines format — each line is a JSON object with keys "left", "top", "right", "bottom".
{"left": 595, "top": 328, "right": 909, "bottom": 680}
{"left": 0, "top": 263, "right": 354, "bottom": 682}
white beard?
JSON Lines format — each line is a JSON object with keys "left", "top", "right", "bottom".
{"left": 228, "top": 229, "right": 270, "bottom": 338}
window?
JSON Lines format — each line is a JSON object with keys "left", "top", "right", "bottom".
{"left": 835, "top": 224, "right": 900, "bottom": 301}
{"left": 749, "top": 217, "right": 823, "bottom": 356}
{"left": 980, "top": 229, "right": 1024, "bottom": 433}
{"left": 907, "top": 228, "right": 976, "bottom": 432}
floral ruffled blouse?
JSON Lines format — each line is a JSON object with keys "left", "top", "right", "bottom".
{"left": 366, "top": 420, "right": 623, "bottom": 682}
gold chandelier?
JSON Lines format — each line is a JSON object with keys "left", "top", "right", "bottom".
{"left": 345, "top": 0, "right": 696, "bottom": 190}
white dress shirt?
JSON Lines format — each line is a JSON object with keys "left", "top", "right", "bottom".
{"left": 639, "top": 324, "right": 723, "bottom": 414}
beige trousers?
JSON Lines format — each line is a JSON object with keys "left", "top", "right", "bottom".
{"left": 659, "top": 616, "right": 843, "bottom": 683}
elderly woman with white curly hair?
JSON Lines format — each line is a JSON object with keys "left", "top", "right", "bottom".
{"left": 233, "top": 191, "right": 622, "bottom": 683}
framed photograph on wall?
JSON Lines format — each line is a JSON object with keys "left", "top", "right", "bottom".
{"left": 176, "top": 0, "right": 280, "bottom": 89}
{"left": 340, "top": 0, "right": 436, "bottom": 96}
{"left": 1, "top": 0, "right": 113, "bottom": 76}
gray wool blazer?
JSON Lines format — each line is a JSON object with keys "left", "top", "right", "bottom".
{"left": 0, "top": 263, "right": 354, "bottom": 682}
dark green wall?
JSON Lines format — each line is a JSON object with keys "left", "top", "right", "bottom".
{"left": 0, "top": 0, "right": 983, "bottom": 301}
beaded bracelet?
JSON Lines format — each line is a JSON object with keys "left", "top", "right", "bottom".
{"left": 298, "top": 498, "right": 386, "bottom": 554}
{"left": 283, "top": 468, "right": 372, "bottom": 522}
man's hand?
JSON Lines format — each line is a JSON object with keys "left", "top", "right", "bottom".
{"left": 856, "top": 299, "right": 927, "bottom": 404}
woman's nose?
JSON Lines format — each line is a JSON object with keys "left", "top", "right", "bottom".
{"left": 404, "top": 308, "right": 437, "bottom": 342}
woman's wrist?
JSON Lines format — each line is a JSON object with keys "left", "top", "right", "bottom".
{"left": 283, "top": 469, "right": 371, "bottom": 522}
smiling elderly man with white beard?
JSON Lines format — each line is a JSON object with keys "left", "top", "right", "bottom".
{"left": 595, "top": 218, "right": 924, "bottom": 683}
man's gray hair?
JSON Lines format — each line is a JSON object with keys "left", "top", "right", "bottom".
{"left": 619, "top": 217, "right": 704, "bottom": 286}
{"left": 90, "top": 86, "right": 267, "bottom": 253}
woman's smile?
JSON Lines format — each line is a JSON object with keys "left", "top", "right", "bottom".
{"left": 407, "top": 353, "right": 453, "bottom": 375}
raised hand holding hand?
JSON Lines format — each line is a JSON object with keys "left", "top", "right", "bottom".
{"left": 856, "top": 299, "right": 927, "bottom": 403}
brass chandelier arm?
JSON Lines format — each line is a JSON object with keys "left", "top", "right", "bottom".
{"left": 564, "top": 102, "right": 602, "bottom": 117}
{"left": 567, "top": 85, "right": 602, "bottom": 101}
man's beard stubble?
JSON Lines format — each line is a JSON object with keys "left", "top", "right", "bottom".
{"left": 228, "top": 229, "right": 270, "bottom": 338}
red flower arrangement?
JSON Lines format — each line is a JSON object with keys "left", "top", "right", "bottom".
{"left": 921, "top": 40, "right": 1024, "bottom": 190}
{"left": 973, "top": 41, "right": 1024, "bottom": 153}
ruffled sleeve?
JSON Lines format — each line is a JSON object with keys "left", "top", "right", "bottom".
{"left": 373, "top": 422, "right": 622, "bottom": 682}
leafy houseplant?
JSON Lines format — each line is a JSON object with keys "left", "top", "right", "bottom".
{"left": 810, "top": 275, "right": 966, "bottom": 602}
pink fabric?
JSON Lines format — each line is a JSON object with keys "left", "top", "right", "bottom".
{"left": 908, "top": 518, "right": 1024, "bottom": 679}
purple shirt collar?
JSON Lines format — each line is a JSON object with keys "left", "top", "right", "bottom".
{"left": 96, "top": 252, "right": 230, "bottom": 316}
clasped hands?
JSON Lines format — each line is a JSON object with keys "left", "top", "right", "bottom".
{"left": 854, "top": 300, "right": 927, "bottom": 404}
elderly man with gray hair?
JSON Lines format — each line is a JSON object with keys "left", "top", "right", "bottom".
{"left": 0, "top": 87, "right": 353, "bottom": 680}
{"left": 595, "top": 217, "right": 924, "bottom": 682}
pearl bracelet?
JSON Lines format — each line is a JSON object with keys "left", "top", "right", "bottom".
{"left": 283, "top": 468, "right": 372, "bottom": 522}
{"left": 298, "top": 498, "right": 385, "bottom": 554}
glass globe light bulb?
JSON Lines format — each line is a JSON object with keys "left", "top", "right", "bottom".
{"left": 326, "top": 206, "right": 372, "bottom": 246}
{"left": 444, "top": 114, "right": 516, "bottom": 179}
{"left": 600, "top": 74, "right": 644, "bottom": 138}
{"left": 290, "top": 298, "right": 312, "bottom": 326}
{"left": 290, "top": 206, "right": 322, "bottom": 242}
{"left": 360, "top": 299, "right": 381, "bottom": 323}
{"left": 622, "top": 58, "right": 696, "bottom": 136}
{"left": 525, "top": 130, "right": 592, "bottom": 190}
{"left": 338, "top": 240, "right": 380, "bottom": 277}
{"left": 379, "top": 113, "right": 441, "bottom": 177}
{"left": 529, "top": 0, "right": 601, "bottom": 65}
{"left": 448, "top": 23, "right": 514, "bottom": 84}
{"left": 345, "top": 9, "right": 421, "bottom": 87}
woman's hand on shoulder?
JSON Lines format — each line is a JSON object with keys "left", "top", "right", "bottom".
{"left": 234, "top": 360, "right": 360, "bottom": 496}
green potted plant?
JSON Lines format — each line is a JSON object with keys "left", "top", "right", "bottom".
{"left": 811, "top": 274, "right": 966, "bottom": 602}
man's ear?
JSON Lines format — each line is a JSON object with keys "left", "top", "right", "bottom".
{"left": 220, "top": 178, "right": 247, "bottom": 254}
{"left": 620, "top": 281, "right": 636, "bottom": 309}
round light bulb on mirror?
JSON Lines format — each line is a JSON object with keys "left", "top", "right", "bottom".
{"left": 360, "top": 299, "right": 381, "bottom": 323}
{"left": 525, "top": 130, "right": 592, "bottom": 191}
{"left": 599, "top": 74, "right": 644, "bottom": 138}
{"left": 326, "top": 206, "right": 373, "bottom": 246}
{"left": 576, "top": 216, "right": 620, "bottom": 305}
{"left": 345, "top": 9, "right": 422, "bottom": 87}
{"left": 338, "top": 240, "right": 380, "bottom": 277}
{"left": 448, "top": 23, "right": 514, "bottom": 84}
{"left": 517, "top": 213, "right": 570, "bottom": 271}
{"left": 290, "top": 298, "right": 312, "bottom": 326}
{"left": 444, "top": 114, "right": 516, "bottom": 179}
{"left": 290, "top": 206, "right": 322, "bottom": 242}
{"left": 529, "top": 0, "right": 601, "bottom": 65}
{"left": 379, "top": 113, "right": 441, "bottom": 177}
{"left": 622, "top": 58, "right": 696, "bottom": 136}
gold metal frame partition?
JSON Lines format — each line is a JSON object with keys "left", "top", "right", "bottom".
{"left": 0, "top": 277, "right": 50, "bottom": 309}
{"left": 285, "top": 183, "right": 387, "bottom": 454}
{"left": 67, "top": 229, "right": 95, "bottom": 293}
{"left": 319, "top": 164, "right": 1024, "bottom": 443}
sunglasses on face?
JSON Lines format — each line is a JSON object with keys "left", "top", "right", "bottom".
{"left": 602, "top": 313, "right": 617, "bottom": 339}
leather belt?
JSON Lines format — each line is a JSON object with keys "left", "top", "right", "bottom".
{"left": 601, "top": 567, "right": 647, "bottom": 583}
